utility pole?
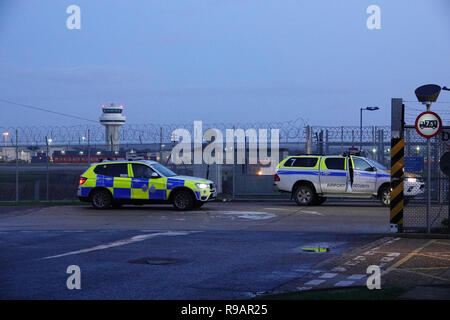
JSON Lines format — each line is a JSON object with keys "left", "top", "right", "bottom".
{"left": 45, "top": 136, "right": 49, "bottom": 201}
{"left": 15, "top": 129, "right": 18, "bottom": 203}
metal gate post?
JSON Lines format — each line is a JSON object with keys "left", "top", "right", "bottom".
{"left": 390, "top": 98, "right": 405, "bottom": 232}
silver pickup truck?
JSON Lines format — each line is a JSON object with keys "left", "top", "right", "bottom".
{"left": 274, "top": 154, "right": 424, "bottom": 206}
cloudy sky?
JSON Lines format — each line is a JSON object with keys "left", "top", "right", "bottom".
{"left": 0, "top": 0, "right": 449, "bottom": 127}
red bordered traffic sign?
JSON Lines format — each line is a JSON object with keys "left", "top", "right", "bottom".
{"left": 415, "top": 111, "right": 442, "bottom": 138}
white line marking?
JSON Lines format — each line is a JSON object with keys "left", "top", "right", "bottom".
{"left": 363, "top": 251, "right": 375, "bottom": 256}
{"left": 335, "top": 280, "right": 355, "bottom": 287}
{"left": 381, "top": 256, "right": 395, "bottom": 262}
{"left": 299, "top": 210, "right": 324, "bottom": 216}
{"left": 345, "top": 260, "right": 359, "bottom": 266}
{"left": 41, "top": 231, "right": 195, "bottom": 260}
{"left": 354, "top": 256, "right": 366, "bottom": 261}
{"left": 320, "top": 273, "right": 338, "bottom": 279}
{"left": 387, "top": 252, "right": 400, "bottom": 257}
{"left": 296, "top": 287, "right": 312, "bottom": 291}
{"left": 220, "top": 211, "right": 276, "bottom": 220}
{"left": 332, "top": 267, "right": 347, "bottom": 272}
{"left": 347, "top": 274, "right": 366, "bottom": 280}
{"left": 305, "top": 279, "right": 326, "bottom": 286}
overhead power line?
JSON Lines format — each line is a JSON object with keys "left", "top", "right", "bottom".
{"left": 0, "top": 98, "right": 97, "bottom": 123}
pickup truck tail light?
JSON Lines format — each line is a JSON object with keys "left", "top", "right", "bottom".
{"left": 79, "top": 177, "right": 87, "bottom": 185}
{"left": 274, "top": 173, "right": 280, "bottom": 182}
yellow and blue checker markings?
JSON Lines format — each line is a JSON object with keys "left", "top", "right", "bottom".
{"left": 79, "top": 162, "right": 211, "bottom": 201}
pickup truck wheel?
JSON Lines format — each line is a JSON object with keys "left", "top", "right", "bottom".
{"left": 380, "top": 186, "right": 391, "bottom": 207}
{"left": 172, "top": 190, "right": 195, "bottom": 211}
{"left": 91, "top": 189, "right": 112, "bottom": 210}
{"left": 294, "top": 185, "right": 315, "bottom": 206}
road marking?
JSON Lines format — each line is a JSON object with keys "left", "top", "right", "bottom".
{"left": 347, "top": 274, "right": 366, "bottom": 280}
{"left": 332, "top": 267, "right": 346, "bottom": 272}
{"left": 387, "top": 252, "right": 400, "bottom": 257}
{"left": 335, "top": 280, "right": 354, "bottom": 287}
{"left": 354, "top": 256, "right": 366, "bottom": 261}
{"left": 435, "top": 241, "right": 450, "bottom": 246}
{"left": 263, "top": 208, "right": 292, "bottom": 211}
{"left": 41, "top": 231, "right": 195, "bottom": 260}
{"left": 320, "top": 273, "right": 338, "bottom": 279}
{"left": 363, "top": 251, "right": 375, "bottom": 256}
{"left": 299, "top": 210, "right": 323, "bottom": 216}
{"left": 395, "top": 269, "right": 449, "bottom": 282}
{"left": 219, "top": 211, "right": 276, "bottom": 220}
{"left": 380, "top": 256, "right": 395, "bottom": 262}
{"left": 383, "top": 239, "right": 436, "bottom": 276}
{"left": 345, "top": 260, "right": 359, "bottom": 266}
{"left": 416, "top": 253, "right": 450, "bottom": 262}
{"left": 296, "top": 287, "right": 312, "bottom": 291}
{"left": 305, "top": 279, "right": 326, "bottom": 286}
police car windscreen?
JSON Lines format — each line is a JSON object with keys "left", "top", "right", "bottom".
{"left": 152, "top": 163, "right": 177, "bottom": 177}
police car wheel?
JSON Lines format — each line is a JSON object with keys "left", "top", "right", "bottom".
{"left": 91, "top": 189, "right": 112, "bottom": 210}
{"left": 380, "top": 186, "right": 390, "bottom": 207}
{"left": 294, "top": 185, "right": 315, "bottom": 206}
{"left": 172, "top": 190, "right": 194, "bottom": 210}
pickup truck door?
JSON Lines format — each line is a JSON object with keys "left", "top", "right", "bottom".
{"left": 319, "top": 157, "right": 347, "bottom": 193}
{"left": 350, "top": 156, "right": 377, "bottom": 194}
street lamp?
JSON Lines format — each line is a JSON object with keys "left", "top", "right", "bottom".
{"left": 2, "top": 132, "right": 9, "bottom": 146}
{"left": 360, "top": 106, "right": 379, "bottom": 150}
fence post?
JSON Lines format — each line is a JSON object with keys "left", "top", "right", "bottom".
{"left": 88, "top": 129, "right": 91, "bottom": 165}
{"left": 15, "top": 129, "right": 19, "bottom": 203}
{"left": 45, "top": 136, "right": 49, "bottom": 201}
{"left": 305, "top": 126, "right": 311, "bottom": 154}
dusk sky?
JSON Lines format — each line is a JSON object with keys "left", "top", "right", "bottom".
{"left": 0, "top": 0, "right": 449, "bottom": 127}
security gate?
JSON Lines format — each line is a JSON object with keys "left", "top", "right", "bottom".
{"left": 391, "top": 97, "right": 449, "bottom": 233}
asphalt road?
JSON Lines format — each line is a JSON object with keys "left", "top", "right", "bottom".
{"left": 0, "top": 201, "right": 389, "bottom": 299}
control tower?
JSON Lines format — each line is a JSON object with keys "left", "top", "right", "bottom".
{"left": 99, "top": 103, "right": 126, "bottom": 152}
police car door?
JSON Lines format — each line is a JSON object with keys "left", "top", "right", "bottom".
{"left": 351, "top": 156, "right": 376, "bottom": 194}
{"left": 131, "top": 164, "right": 166, "bottom": 200}
{"left": 320, "top": 156, "right": 347, "bottom": 193}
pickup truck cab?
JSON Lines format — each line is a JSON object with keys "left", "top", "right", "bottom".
{"left": 274, "top": 154, "right": 424, "bottom": 206}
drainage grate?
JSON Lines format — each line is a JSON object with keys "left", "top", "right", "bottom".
{"left": 128, "top": 257, "right": 181, "bottom": 265}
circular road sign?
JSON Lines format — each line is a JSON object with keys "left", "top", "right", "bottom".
{"left": 415, "top": 111, "right": 442, "bottom": 139}
{"left": 440, "top": 152, "right": 450, "bottom": 176}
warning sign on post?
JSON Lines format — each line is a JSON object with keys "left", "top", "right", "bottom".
{"left": 415, "top": 111, "right": 442, "bottom": 138}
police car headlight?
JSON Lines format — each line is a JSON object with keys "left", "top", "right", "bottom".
{"left": 406, "top": 178, "right": 417, "bottom": 183}
{"left": 196, "top": 183, "right": 208, "bottom": 189}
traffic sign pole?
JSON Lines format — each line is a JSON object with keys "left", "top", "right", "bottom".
{"left": 426, "top": 103, "right": 431, "bottom": 233}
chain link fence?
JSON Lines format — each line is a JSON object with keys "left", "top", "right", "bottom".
{"left": 403, "top": 126, "right": 449, "bottom": 232}
{"left": 0, "top": 121, "right": 392, "bottom": 202}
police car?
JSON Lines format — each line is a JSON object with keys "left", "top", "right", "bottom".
{"left": 274, "top": 154, "right": 424, "bottom": 206}
{"left": 77, "top": 160, "right": 216, "bottom": 210}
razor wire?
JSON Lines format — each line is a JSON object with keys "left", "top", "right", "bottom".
{"left": 0, "top": 119, "right": 396, "bottom": 146}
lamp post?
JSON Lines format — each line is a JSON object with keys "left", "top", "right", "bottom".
{"left": 3, "top": 132, "right": 9, "bottom": 146}
{"left": 360, "top": 106, "right": 379, "bottom": 150}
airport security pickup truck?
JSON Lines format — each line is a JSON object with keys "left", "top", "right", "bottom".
{"left": 274, "top": 154, "right": 424, "bottom": 206}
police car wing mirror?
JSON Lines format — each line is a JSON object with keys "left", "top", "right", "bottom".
{"left": 150, "top": 172, "right": 160, "bottom": 179}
